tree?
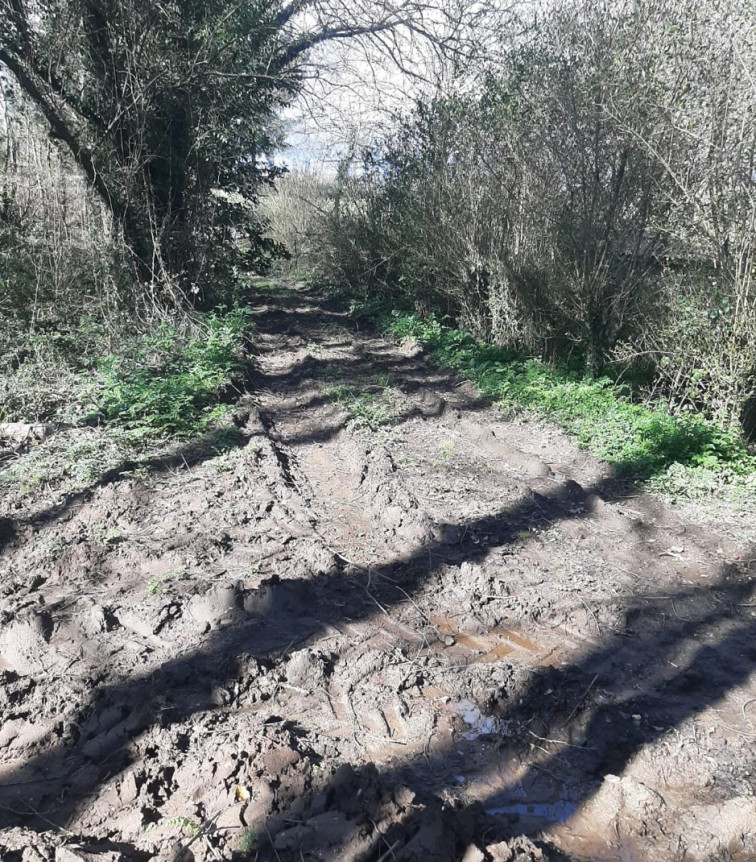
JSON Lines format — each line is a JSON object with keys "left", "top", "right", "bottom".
{"left": 0, "top": 0, "right": 469, "bottom": 304}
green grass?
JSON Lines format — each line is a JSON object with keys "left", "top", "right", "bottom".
{"left": 93, "top": 308, "right": 251, "bottom": 437}
{"left": 386, "top": 312, "right": 756, "bottom": 498}
{"left": 248, "top": 276, "right": 300, "bottom": 306}
{"left": 322, "top": 381, "right": 401, "bottom": 429}
{"left": 1, "top": 306, "right": 252, "bottom": 439}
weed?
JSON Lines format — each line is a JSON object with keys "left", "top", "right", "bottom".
{"left": 43, "top": 535, "right": 65, "bottom": 560}
{"left": 237, "top": 829, "right": 257, "bottom": 853}
{"left": 436, "top": 439, "right": 455, "bottom": 463}
{"left": 163, "top": 815, "right": 200, "bottom": 836}
{"left": 93, "top": 308, "right": 251, "bottom": 437}
{"left": 386, "top": 312, "right": 756, "bottom": 499}
{"left": 104, "top": 528, "right": 126, "bottom": 545}
{"left": 395, "top": 452, "right": 421, "bottom": 468}
{"left": 146, "top": 566, "right": 187, "bottom": 597}
{"left": 322, "top": 383, "right": 398, "bottom": 429}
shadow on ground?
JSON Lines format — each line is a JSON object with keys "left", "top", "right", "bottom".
{"left": 0, "top": 283, "right": 753, "bottom": 861}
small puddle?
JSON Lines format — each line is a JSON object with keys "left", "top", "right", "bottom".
{"left": 485, "top": 799, "right": 578, "bottom": 823}
{"left": 451, "top": 698, "right": 500, "bottom": 739}
{"left": 484, "top": 786, "right": 644, "bottom": 861}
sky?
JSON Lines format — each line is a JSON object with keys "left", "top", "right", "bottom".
{"left": 275, "top": 0, "right": 512, "bottom": 174}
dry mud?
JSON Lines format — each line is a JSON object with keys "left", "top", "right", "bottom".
{"left": 1, "top": 283, "right": 755, "bottom": 862}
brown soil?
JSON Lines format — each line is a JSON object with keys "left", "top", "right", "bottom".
{"left": 1, "top": 281, "right": 755, "bottom": 862}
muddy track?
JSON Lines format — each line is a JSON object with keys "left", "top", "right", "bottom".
{"left": 1, "top": 282, "right": 755, "bottom": 862}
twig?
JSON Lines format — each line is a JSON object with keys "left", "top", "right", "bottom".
{"left": 17, "top": 800, "right": 73, "bottom": 835}
{"left": 742, "top": 698, "right": 756, "bottom": 723}
{"left": 376, "top": 840, "right": 401, "bottom": 862}
{"left": 564, "top": 674, "right": 599, "bottom": 725}
{"left": 172, "top": 809, "right": 222, "bottom": 858}
{"left": 526, "top": 729, "right": 593, "bottom": 749}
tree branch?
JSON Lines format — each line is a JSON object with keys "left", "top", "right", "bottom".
{"left": 0, "top": 47, "right": 119, "bottom": 217}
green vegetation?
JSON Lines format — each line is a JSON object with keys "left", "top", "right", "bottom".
{"left": 147, "top": 567, "right": 187, "bottom": 597}
{"left": 388, "top": 312, "right": 756, "bottom": 497}
{"left": 1, "top": 308, "right": 251, "bottom": 438}
{"left": 94, "top": 309, "right": 251, "bottom": 437}
{"left": 237, "top": 829, "right": 258, "bottom": 853}
{"left": 162, "top": 815, "right": 200, "bottom": 837}
{"left": 322, "top": 380, "right": 404, "bottom": 430}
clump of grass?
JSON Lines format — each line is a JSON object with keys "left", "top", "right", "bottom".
{"left": 93, "top": 308, "right": 251, "bottom": 436}
{"left": 323, "top": 380, "right": 403, "bottom": 430}
{"left": 387, "top": 312, "right": 756, "bottom": 497}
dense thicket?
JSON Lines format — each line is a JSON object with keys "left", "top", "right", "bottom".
{"left": 297, "top": 0, "right": 756, "bottom": 433}
{"left": 0, "top": 0, "right": 309, "bottom": 306}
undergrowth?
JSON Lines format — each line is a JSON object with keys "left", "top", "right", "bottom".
{"left": 0, "top": 308, "right": 251, "bottom": 437}
{"left": 323, "top": 379, "right": 403, "bottom": 430}
{"left": 93, "top": 309, "right": 251, "bottom": 436}
{"left": 387, "top": 312, "right": 756, "bottom": 499}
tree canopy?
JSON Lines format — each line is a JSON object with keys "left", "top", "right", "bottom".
{"left": 0, "top": 0, "right": 459, "bottom": 303}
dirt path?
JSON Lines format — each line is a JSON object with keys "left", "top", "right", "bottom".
{"left": 1, "top": 281, "right": 755, "bottom": 862}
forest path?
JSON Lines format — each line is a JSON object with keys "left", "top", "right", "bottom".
{"left": 0, "top": 279, "right": 754, "bottom": 861}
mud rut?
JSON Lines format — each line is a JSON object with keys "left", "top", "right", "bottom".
{"left": 1, "top": 282, "right": 755, "bottom": 862}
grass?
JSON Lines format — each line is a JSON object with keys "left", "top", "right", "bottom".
{"left": 93, "top": 308, "right": 251, "bottom": 437}
{"left": 1, "top": 289, "right": 254, "bottom": 530}
{"left": 248, "top": 276, "right": 300, "bottom": 307}
{"left": 1, "top": 306, "right": 252, "bottom": 438}
{"left": 435, "top": 439, "right": 455, "bottom": 464}
{"left": 385, "top": 312, "right": 756, "bottom": 499}
{"left": 322, "top": 380, "right": 404, "bottom": 430}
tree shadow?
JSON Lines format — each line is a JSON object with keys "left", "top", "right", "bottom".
{"left": 1, "top": 282, "right": 753, "bottom": 859}
{"left": 244, "top": 548, "right": 755, "bottom": 860}
{"left": 0, "top": 460, "right": 752, "bottom": 861}
{"left": 0, "top": 420, "right": 260, "bottom": 551}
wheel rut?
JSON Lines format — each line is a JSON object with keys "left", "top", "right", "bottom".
{"left": 0, "top": 279, "right": 753, "bottom": 861}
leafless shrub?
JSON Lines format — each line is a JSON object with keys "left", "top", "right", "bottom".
{"left": 316, "top": 0, "right": 756, "bottom": 431}
{"left": 259, "top": 171, "right": 333, "bottom": 273}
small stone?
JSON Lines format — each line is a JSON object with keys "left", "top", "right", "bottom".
{"left": 242, "top": 783, "right": 275, "bottom": 828}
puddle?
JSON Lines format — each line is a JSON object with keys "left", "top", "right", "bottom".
{"left": 483, "top": 785, "right": 644, "bottom": 861}
{"left": 485, "top": 799, "right": 578, "bottom": 823}
{"left": 451, "top": 698, "right": 502, "bottom": 739}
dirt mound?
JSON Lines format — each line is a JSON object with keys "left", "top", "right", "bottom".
{"left": 1, "top": 281, "right": 754, "bottom": 861}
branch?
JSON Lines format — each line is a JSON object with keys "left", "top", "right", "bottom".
{"left": 274, "top": 19, "right": 407, "bottom": 72}
{"left": 0, "top": 47, "right": 118, "bottom": 216}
